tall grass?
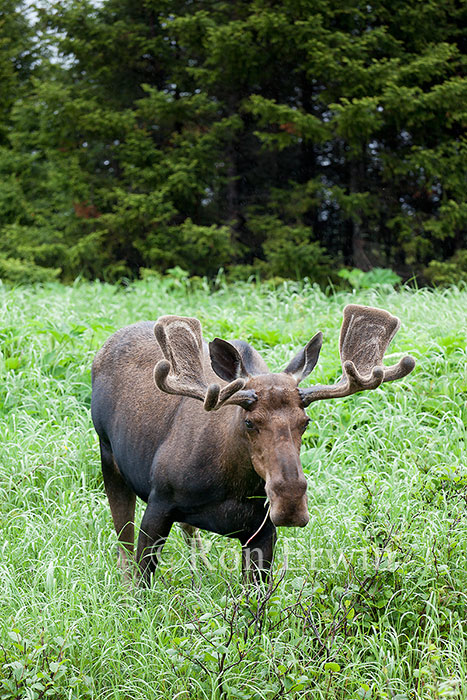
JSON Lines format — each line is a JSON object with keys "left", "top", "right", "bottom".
{"left": 0, "top": 278, "right": 466, "bottom": 699}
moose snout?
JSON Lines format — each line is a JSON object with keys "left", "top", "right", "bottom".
{"left": 266, "top": 476, "right": 309, "bottom": 528}
{"left": 270, "top": 507, "right": 310, "bottom": 528}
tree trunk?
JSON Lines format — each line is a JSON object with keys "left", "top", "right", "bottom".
{"left": 349, "top": 161, "right": 372, "bottom": 270}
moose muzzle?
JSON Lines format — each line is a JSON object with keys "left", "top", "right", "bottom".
{"left": 266, "top": 475, "right": 310, "bottom": 527}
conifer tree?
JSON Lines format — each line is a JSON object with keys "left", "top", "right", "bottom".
{"left": 0, "top": 0, "right": 465, "bottom": 282}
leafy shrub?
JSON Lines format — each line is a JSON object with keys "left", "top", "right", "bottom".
{"left": 0, "top": 254, "right": 60, "bottom": 285}
{"left": 424, "top": 250, "right": 467, "bottom": 286}
{"left": 262, "top": 234, "right": 333, "bottom": 283}
{"left": 0, "top": 628, "right": 92, "bottom": 699}
{"left": 138, "top": 219, "right": 234, "bottom": 279}
{"left": 173, "top": 219, "right": 235, "bottom": 278}
{"left": 338, "top": 266, "right": 401, "bottom": 290}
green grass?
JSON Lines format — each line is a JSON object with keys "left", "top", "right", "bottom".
{"left": 0, "top": 277, "right": 466, "bottom": 699}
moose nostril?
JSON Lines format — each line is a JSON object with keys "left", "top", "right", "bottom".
{"left": 269, "top": 477, "right": 307, "bottom": 498}
{"left": 270, "top": 506, "right": 310, "bottom": 528}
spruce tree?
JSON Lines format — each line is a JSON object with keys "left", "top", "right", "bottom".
{"left": 0, "top": 0, "right": 464, "bottom": 282}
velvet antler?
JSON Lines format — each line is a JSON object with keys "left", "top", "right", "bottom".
{"left": 299, "top": 304, "right": 415, "bottom": 406}
{"left": 153, "top": 316, "right": 256, "bottom": 411}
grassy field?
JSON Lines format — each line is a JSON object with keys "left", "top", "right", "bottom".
{"left": 0, "top": 277, "right": 466, "bottom": 700}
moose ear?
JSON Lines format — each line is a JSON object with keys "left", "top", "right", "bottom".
{"left": 209, "top": 338, "right": 249, "bottom": 382}
{"left": 284, "top": 332, "right": 323, "bottom": 384}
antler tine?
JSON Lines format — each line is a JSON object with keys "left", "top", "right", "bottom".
{"left": 300, "top": 304, "right": 415, "bottom": 407}
{"left": 221, "top": 387, "right": 258, "bottom": 408}
{"left": 153, "top": 316, "right": 248, "bottom": 411}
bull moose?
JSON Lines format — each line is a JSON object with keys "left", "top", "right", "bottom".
{"left": 91, "top": 304, "right": 415, "bottom": 584}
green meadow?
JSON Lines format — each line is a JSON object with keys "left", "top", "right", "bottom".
{"left": 0, "top": 278, "right": 466, "bottom": 699}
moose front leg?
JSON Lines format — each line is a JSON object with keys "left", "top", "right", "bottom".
{"left": 241, "top": 522, "right": 277, "bottom": 584}
{"left": 136, "top": 495, "right": 173, "bottom": 586}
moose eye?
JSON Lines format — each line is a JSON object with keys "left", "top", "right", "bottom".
{"left": 244, "top": 419, "right": 256, "bottom": 431}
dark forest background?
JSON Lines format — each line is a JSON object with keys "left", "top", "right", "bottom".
{"left": 0, "top": 0, "right": 466, "bottom": 285}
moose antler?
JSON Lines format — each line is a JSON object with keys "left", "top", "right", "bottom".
{"left": 153, "top": 316, "right": 256, "bottom": 411}
{"left": 300, "top": 304, "right": 415, "bottom": 406}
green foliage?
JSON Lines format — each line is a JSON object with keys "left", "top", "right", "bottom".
{"left": 0, "top": 628, "right": 92, "bottom": 699}
{"left": 246, "top": 214, "right": 336, "bottom": 283}
{"left": 0, "top": 254, "right": 60, "bottom": 285}
{"left": 0, "top": 0, "right": 465, "bottom": 284}
{"left": 262, "top": 228, "right": 334, "bottom": 284}
{"left": 338, "top": 267, "right": 402, "bottom": 290}
{"left": 424, "top": 250, "right": 467, "bottom": 287}
{"left": 137, "top": 219, "right": 234, "bottom": 279}
{"left": 0, "top": 1, "right": 36, "bottom": 144}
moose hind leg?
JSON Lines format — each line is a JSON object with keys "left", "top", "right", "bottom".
{"left": 180, "top": 523, "right": 212, "bottom": 570}
{"left": 100, "top": 439, "right": 136, "bottom": 579}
